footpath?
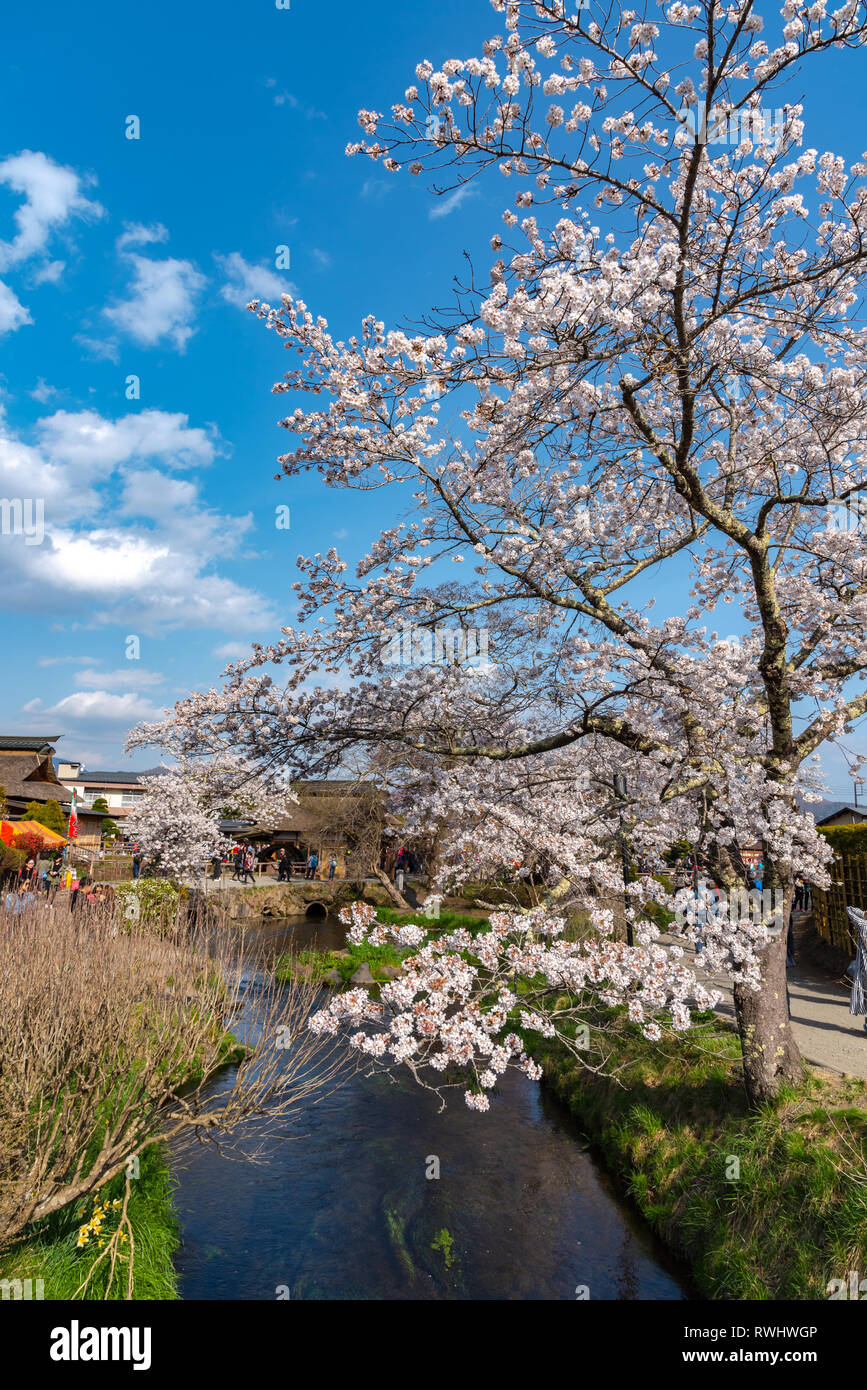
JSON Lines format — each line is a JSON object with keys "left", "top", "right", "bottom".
{"left": 682, "top": 912, "right": 867, "bottom": 1081}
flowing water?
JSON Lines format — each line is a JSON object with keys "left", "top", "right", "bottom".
{"left": 171, "top": 915, "right": 689, "bottom": 1301}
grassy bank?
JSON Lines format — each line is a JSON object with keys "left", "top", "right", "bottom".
{"left": 275, "top": 908, "right": 495, "bottom": 985}
{"left": 276, "top": 941, "right": 407, "bottom": 984}
{"left": 0, "top": 1145, "right": 179, "bottom": 1300}
{"left": 375, "top": 907, "right": 492, "bottom": 933}
{"left": 530, "top": 1011, "right": 867, "bottom": 1299}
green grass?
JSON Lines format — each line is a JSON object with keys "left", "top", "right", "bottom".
{"left": 276, "top": 941, "right": 408, "bottom": 984}
{"left": 276, "top": 908, "right": 497, "bottom": 986}
{"left": 451, "top": 881, "right": 536, "bottom": 907}
{"left": 0, "top": 1144, "right": 179, "bottom": 1300}
{"left": 529, "top": 1010, "right": 867, "bottom": 1300}
{"left": 375, "top": 907, "right": 493, "bottom": 934}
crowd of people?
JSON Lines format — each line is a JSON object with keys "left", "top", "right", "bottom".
{"left": 206, "top": 842, "right": 341, "bottom": 883}
{"left": 10, "top": 851, "right": 63, "bottom": 897}
{"left": 3, "top": 867, "right": 115, "bottom": 916}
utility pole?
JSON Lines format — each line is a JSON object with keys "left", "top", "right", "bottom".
{"left": 613, "top": 773, "right": 633, "bottom": 948}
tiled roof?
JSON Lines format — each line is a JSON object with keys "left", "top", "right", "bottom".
{"left": 61, "top": 768, "right": 166, "bottom": 785}
{"left": 0, "top": 735, "right": 61, "bottom": 750}
{"left": 71, "top": 771, "right": 143, "bottom": 784}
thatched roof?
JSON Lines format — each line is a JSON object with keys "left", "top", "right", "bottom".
{"left": 0, "top": 749, "right": 72, "bottom": 808}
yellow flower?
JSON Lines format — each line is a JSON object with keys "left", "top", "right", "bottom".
{"left": 120, "top": 1232, "right": 128, "bottom": 1242}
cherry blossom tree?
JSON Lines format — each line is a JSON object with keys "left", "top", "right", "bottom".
{"left": 132, "top": 0, "right": 867, "bottom": 1104}
{"left": 124, "top": 758, "right": 296, "bottom": 879}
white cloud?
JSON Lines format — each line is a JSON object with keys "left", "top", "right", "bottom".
{"left": 32, "top": 259, "right": 65, "bottom": 285}
{"left": 116, "top": 222, "right": 169, "bottom": 252}
{"left": 0, "top": 151, "right": 101, "bottom": 336}
{"left": 0, "top": 279, "right": 32, "bottom": 335}
{"left": 105, "top": 229, "right": 205, "bottom": 351}
{"left": 24, "top": 690, "right": 167, "bottom": 725}
{"left": 361, "top": 178, "right": 393, "bottom": 201}
{"left": 213, "top": 641, "right": 250, "bottom": 663}
{"left": 38, "top": 654, "right": 100, "bottom": 667}
{"left": 36, "top": 408, "right": 217, "bottom": 480}
{"left": 0, "top": 407, "right": 276, "bottom": 634}
{"left": 74, "top": 333, "right": 120, "bottom": 362}
{"left": 74, "top": 668, "right": 165, "bottom": 691}
{"left": 269, "top": 88, "right": 326, "bottom": 120}
{"left": 312, "top": 248, "right": 332, "bottom": 268}
{"left": 0, "top": 150, "right": 102, "bottom": 270}
{"left": 29, "top": 377, "right": 58, "bottom": 403}
{"left": 214, "top": 251, "right": 294, "bottom": 309}
{"left": 429, "top": 186, "right": 477, "bottom": 220}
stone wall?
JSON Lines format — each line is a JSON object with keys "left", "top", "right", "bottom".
{"left": 202, "top": 879, "right": 395, "bottom": 920}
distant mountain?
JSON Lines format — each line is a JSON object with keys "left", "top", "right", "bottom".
{"left": 795, "top": 796, "right": 867, "bottom": 824}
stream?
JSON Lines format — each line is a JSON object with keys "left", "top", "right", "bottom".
{"left": 170, "top": 915, "right": 690, "bottom": 1301}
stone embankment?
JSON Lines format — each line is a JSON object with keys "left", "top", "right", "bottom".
{"left": 198, "top": 878, "right": 396, "bottom": 921}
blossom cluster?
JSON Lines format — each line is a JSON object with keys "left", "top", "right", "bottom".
{"left": 307, "top": 901, "right": 723, "bottom": 1109}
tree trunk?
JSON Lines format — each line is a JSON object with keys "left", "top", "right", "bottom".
{"left": 732, "top": 898, "right": 803, "bottom": 1106}
{"left": 374, "top": 867, "right": 411, "bottom": 911}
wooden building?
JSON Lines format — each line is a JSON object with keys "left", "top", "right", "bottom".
{"left": 243, "top": 779, "right": 385, "bottom": 878}
{"left": 0, "top": 734, "right": 72, "bottom": 821}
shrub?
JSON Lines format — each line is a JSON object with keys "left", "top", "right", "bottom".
{"left": 114, "top": 878, "right": 183, "bottom": 932}
{"left": 23, "top": 799, "right": 68, "bottom": 836}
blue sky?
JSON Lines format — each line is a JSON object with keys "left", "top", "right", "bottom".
{"left": 0, "top": 0, "right": 864, "bottom": 796}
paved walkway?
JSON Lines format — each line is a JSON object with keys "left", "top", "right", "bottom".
{"left": 678, "top": 917, "right": 867, "bottom": 1081}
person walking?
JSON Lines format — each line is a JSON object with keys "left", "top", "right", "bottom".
{"left": 70, "top": 874, "right": 89, "bottom": 912}
{"left": 35, "top": 854, "right": 50, "bottom": 893}
{"left": 46, "top": 856, "right": 61, "bottom": 901}
{"left": 277, "top": 848, "right": 289, "bottom": 882}
{"left": 305, "top": 851, "right": 318, "bottom": 881}
{"left": 692, "top": 879, "right": 710, "bottom": 955}
{"left": 328, "top": 855, "right": 337, "bottom": 882}
{"left": 132, "top": 851, "right": 142, "bottom": 881}
{"left": 846, "top": 906, "right": 867, "bottom": 1034}
{"left": 231, "top": 845, "right": 244, "bottom": 881}
{"left": 242, "top": 845, "right": 256, "bottom": 885}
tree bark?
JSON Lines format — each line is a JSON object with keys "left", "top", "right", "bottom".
{"left": 374, "top": 867, "right": 411, "bottom": 910}
{"left": 732, "top": 899, "right": 803, "bottom": 1106}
